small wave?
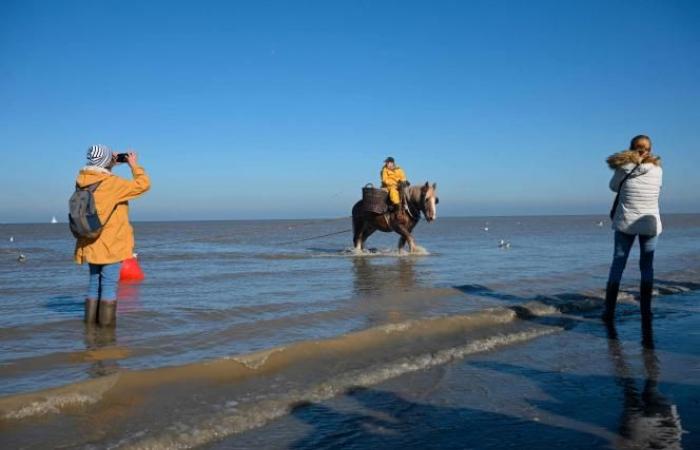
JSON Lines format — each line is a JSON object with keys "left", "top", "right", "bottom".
{"left": 0, "top": 304, "right": 546, "bottom": 422}
{"left": 123, "top": 326, "right": 559, "bottom": 450}
{"left": 0, "top": 374, "right": 118, "bottom": 420}
{"left": 248, "top": 247, "right": 433, "bottom": 260}
{"left": 5, "top": 278, "right": 699, "bottom": 447}
{"left": 337, "top": 247, "right": 431, "bottom": 257}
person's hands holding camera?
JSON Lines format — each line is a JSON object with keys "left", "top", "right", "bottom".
{"left": 115, "top": 151, "right": 139, "bottom": 168}
{"left": 125, "top": 152, "right": 138, "bottom": 168}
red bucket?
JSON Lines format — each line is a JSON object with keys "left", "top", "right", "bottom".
{"left": 120, "top": 254, "right": 145, "bottom": 282}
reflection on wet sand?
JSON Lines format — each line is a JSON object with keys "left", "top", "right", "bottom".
{"left": 352, "top": 257, "right": 419, "bottom": 324}
{"left": 351, "top": 257, "right": 418, "bottom": 297}
{"left": 81, "top": 279, "right": 142, "bottom": 377}
{"left": 606, "top": 322, "right": 683, "bottom": 449}
{"left": 82, "top": 325, "right": 121, "bottom": 378}
{"left": 116, "top": 281, "right": 143, "bottom": 313}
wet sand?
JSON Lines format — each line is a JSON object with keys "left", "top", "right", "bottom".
{"left": 2, "top": 285, "right": 698, "bottom": 449}
{"left": 211, "top": 290, "right": 700, "bottom": 449}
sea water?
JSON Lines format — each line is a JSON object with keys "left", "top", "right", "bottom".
{"left": 1, "top": 215, "right": 699, "bottom": 448}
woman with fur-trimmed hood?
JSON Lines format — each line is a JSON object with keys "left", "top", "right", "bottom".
{"left": 603, "top": 135, "right": 662, "bottom": 324}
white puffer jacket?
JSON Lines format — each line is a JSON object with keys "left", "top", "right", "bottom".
{"left": 608, "top": 150, "right": 663, "bottom": 236}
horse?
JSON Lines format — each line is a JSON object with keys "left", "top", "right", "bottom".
{"left": 352, "top": 182, "right": 439, "bottom": 253}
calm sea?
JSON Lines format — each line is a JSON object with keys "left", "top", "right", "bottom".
{"left": 1, "top": 214, "right": 699, "bottom": 448}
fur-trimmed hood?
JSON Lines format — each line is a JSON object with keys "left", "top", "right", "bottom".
{"left": 75, "top": 166, "right": 113, "bottom": 188}
{"left": 607, "top": 150, "right": 661, "bottom": 169}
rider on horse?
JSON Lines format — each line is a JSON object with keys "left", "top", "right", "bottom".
{"left": 380, "top": 157, "right": 408, "bottom": 213}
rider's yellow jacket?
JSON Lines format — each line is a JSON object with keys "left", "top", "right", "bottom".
{"left": 380, "top": 166, "right": 407, "bottom": 205}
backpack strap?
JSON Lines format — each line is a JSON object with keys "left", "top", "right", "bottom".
{"left": 75, "top": 181, "right": 102, "bottom": 192}
{"left": 617, "top": 164, "right": 640, "bottom": 191}
{"left": 609, "top": 164, "right": 641, "bottom": 220}
{"left": 76, "top": 181, "right": 119, "bottom": 226}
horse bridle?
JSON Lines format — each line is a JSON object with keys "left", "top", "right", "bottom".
{"left": 402, "top": 185, "right": 438, "bottom": 221}
{"left": 418, "top": 188, "right": 439, "bottom": 219}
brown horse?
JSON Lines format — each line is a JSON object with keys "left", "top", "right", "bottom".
{"left": 352, "top": 182, "right": 439, "bottom": 253}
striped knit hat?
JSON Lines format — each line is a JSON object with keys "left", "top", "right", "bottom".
{"left": 86, "top": 144, "right": 112, "bottom": 168}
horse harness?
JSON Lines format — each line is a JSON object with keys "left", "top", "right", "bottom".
{"left": 406, "top": 186, "right": 426, "bottom": 222}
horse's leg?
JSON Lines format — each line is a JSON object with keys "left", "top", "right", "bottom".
{"left": 363, "top": 226, "right": 377, "bottom": 250}
{"left": 353, "top": 222, "right": 365, "bottom": 251}
{"left": 394, "top": 224, "right": 417, "bottom": 253}
{"left": 352, "top": 202, "right": 368, "bottom": 251}
{"left": 398, "top": 236, "right": 406, "bottom": 251}
{"left": 354, "top": 215, "right": 379, "bottom": 251}
{"left": 404, "top": 219, "right": 420, "bottom": 252}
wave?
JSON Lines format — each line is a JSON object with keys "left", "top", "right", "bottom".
{"left": 0, "top": 374, "right": 118, "bottom": 420}
{"left": 2, "top": 279, "right": 698, "bottom": 448}
{"left": 124, "top": 327, "right": 558, "bottom": 450}
{"left": 0, "top": 304, "right": 551, "bottom": 422}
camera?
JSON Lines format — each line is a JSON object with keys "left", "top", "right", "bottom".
{"left": 116, "top": 153, "right": 129, "bottom": 163}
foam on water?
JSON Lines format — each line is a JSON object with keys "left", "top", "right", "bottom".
{"left": 0, "top": 306, "right": 527, "bottom": 421}
{"left": 0, "top": 288, "right": 698, "bottom": 448}
{"left": 0, "top": 374, "right": 119, "bottom": 420}
{"left": 122, "top": 327, "right": 560, "bottom": 450}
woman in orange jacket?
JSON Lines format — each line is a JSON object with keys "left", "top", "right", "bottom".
{"left": 74, "top": 145, "right": 150, "bottom": 327}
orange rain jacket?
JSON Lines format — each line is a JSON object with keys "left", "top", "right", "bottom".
{"left": 73, "top": 165, "right": 150, "bottom": 265}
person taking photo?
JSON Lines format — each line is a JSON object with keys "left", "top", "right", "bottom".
{"left": 72, "top": 144, "right": 150, "bottom": 327}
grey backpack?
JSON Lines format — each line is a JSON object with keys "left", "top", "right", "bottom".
{"left": 68, "top": 182, "right": 104, "bottom": 239}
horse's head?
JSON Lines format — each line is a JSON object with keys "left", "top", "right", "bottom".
{"left": 420, "top": 182, "right": 439, "bottom": 222}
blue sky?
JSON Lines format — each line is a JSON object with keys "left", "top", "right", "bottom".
{"left": 1, "top": 0, "right": 698, "bottom": 222}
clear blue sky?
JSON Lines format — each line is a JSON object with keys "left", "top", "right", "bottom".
{"left": 1, "top": 0, "right": 698, "bottom": 222}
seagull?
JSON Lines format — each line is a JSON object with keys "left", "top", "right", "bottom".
{"left": 597, "top": 221, "right": 604, "bottom": 227}
{"left": 9, "top": 236, "right": 13, "bottom": 243}
{"left": 17, "top": 253, "right": 26, "bottom": 263}
{"left": 498, "top": 240, "right": 511, "bottom": 249}
{"left": 484, "top": 227, "right": 489, "bottom": 231}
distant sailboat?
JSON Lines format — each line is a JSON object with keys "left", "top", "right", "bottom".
{"left": 51, "top": 216, "right": 58, "bottom": 224}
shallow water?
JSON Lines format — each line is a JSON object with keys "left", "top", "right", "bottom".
{"left": 217, "top": 290, "right": 700, "bottom": 450}
{"left": 1, "top": 215, "right": 699, "bottom": 448}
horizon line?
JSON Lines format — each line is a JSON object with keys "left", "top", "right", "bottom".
{"left": 2, "top": 211, "right": 699, "bottom": 226}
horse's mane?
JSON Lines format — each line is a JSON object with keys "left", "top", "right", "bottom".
{"left": 404, "top": 185, "right": 425, "bottom": 204}
{"left": 400, "top": 184, "right": 428, "bottom": 218}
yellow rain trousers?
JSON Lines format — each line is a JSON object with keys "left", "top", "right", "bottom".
{"left": 380, "top": 166, "right": 407, "bottom": 205}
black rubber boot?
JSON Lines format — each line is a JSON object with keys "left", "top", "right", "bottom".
{"left": 98, "top": 301, "right": 117, "bottom": 327}
{"left": 640, "top": 281, "right": 653, "bottom": 325}
{"left": 602, "top": 282, "right": 620, "bottom": 323}
{"left": 84, "top": 298, "right": 98, "bottom": 324}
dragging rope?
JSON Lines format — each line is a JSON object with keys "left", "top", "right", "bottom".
{"left": 6, "top": 224, "right": 353, "bottom": 262}
{"left": 276, "top": 228, "right": 352, "bottom": 246}
{"left": 138, "top": 227, "right": 353, "bottom": 250}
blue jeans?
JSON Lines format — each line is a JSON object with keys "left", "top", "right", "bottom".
{"left": 607, "top": 231, "right": 657, "bottom": 285}
{"left": 88, "top": 263, "right": 120, "bottom": 301}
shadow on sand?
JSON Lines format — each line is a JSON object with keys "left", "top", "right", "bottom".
{"left": 289, "top": 385, "right": 609, "bottom": 450}
{"left": 287, "top": 321, "right": 691, "bottom": 450}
